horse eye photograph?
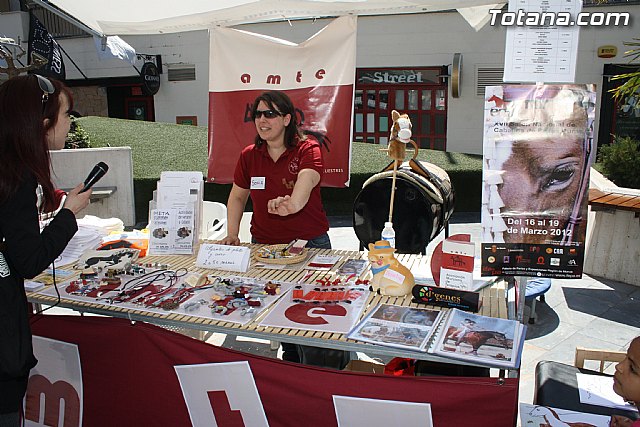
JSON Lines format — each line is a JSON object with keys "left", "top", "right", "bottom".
{"left": 176, "top": 226, "right": 191, "bottom": 238}
{"left": 152, "top": 227, "right": 169, "bottom": 239}
{"left": 482, "top": 85, "right": 596, "bottom": 247}
{"left": 401, "top": 307, "right": 439, "bottom": 326}
{"left": 498, "top": 133, "right": 587, "bottom": 244}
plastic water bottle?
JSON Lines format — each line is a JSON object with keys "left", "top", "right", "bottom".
{"left": 381, "top": 221, "right": 396, "bottom": 248}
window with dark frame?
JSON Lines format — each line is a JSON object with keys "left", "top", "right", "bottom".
{"left": 353, "top": 67, "right": 447, "bottom": 150}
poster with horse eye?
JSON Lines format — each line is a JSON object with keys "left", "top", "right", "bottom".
{"left": 480, "top": 84, "right": 596, "bottom": 279}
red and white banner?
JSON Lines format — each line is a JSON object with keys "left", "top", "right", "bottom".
{"left": 208, "top": 16, "right": 356, "bottom": 187}
{"left": 27, "top": 315, "right": 519, "bottom": 426}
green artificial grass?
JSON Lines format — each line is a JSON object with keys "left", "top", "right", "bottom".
{"left": 78, "top": 116, "right": 483, "bottom": 222}
{"left": 79, "top": 117, "right": 212, "bottom": 223}
{"left": 78, "top": 117, "right": 209, "bottom": 178}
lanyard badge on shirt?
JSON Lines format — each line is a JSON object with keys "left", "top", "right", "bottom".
{"left": 251, "top": 177, "right": 266, "bottom": 190}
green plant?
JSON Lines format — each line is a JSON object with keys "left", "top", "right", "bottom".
{"left": 598, "top": 135, "right": 640, "bottom": 189}
{"left": 65, "top": 117, "right": 91, "bottom": 149}
{"left": 610, "top": 38, "right": 640, "bottom": 102}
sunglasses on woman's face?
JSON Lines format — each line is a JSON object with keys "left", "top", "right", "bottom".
{"left": 35, "top": 74, "right": 54, "bottom": 111}
{"left": 253, "top": 109, "right": 282, "bottom": 119}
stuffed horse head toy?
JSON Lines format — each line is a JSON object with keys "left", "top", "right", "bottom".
{"left": 382, "top": 110, "right": 421, "bottom": 226}
{"left": 387, "top": 110, "right": 418, "bottom": 162}
{"left": 367, "top": 240, "right": 415, "bottom": 296}
{"left": 392, "top": 110, "right": 413, "bottom": 142}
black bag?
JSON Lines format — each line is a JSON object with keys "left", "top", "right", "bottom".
{"left": 0, "top": 252, "right": 37, "bottom": 381}
{"left": 297, "top": 345, "right": 351, "bottom": 370}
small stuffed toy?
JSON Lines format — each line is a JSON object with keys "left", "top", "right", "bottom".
{"left": 367, "top": 240, "right": 415, "bottom": 296}
{"left": 387, "top": 110, "right": 418, "bottom": 162}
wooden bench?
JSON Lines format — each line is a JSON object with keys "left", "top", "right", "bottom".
{"left": 588, "top": 188, "right": 640, "bottom": 216}
{"left": 584, "top": 188, "right": 640, "bottom": 285}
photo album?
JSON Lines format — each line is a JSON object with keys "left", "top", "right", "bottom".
{"left": 347, "top": 304, "right": 444, "bottom": 352}
{"left": 348, "top": 305, "right": 526, "bottom": 368}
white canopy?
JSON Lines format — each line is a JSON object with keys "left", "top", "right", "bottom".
{"left": 39, "top": 0, "right": 505, "bottom": 36}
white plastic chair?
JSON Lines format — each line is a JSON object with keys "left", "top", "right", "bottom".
{"left": 200, "top": 201, "right": 227, "bottom": 240}
{"left": 238, "top": 211, "right": 252, "bottom": 243}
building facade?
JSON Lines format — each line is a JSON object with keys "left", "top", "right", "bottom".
{"left": 1, "top": 4, "right": 638, "bottom": 154}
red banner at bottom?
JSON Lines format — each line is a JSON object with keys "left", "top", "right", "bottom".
{"left": 29, "top": 316, "right": 518, "bottom": 426}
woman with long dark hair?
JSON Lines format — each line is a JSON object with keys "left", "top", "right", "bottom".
{"left": 221, "top": 90, "right": 331, "bottom": 247}
{"left": 0, "top": 75, "right": 91, "bottom": 426}
{"left": 221, "top": 91, "right": 350, "bottom": 369}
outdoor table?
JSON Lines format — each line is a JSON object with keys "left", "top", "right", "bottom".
{"left": 25, "top": 244, "right": 524, "bottom": 426}
{"left": 28, "top": 244, "right": 514, "bottom": 366}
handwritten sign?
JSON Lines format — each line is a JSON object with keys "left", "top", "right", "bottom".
{"left": 440, "top": 268, "right": 474, "bottom": 291}
{"left": 383, "top": 268, "right": 406, "bottom": 284}
{"left": 195, "top": 244, "right": 250, "bottom": 272}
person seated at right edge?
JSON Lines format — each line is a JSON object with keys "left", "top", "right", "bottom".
{"left": 220, "top": 90, "right": 349, "bottom": 369}
{"left": 610, "top": 336, "right": 640, "bottom": 427}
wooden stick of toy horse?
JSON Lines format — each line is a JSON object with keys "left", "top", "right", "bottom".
{"left": 384, "top": 110, "right": 419, "bottom": 225}
{"left": 365, "top": 112, "right": 420, "bottom": 297}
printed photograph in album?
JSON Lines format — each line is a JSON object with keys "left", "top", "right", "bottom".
{"left": 337, "top": 258, "right": 368, "bottom": 276}
{"left": 430, "top": 308, "right": 525, "bottom": 368}
{"left": 347, "top": 304, "right": 444, "bottom": 352}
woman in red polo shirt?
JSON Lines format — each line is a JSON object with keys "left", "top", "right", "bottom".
{"left": 221, "top": 91, "right": 350, "bottom": 369}
{"left": 221, "top": 90, "right": 330, "bottom": 248}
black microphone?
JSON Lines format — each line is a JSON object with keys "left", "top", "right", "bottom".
{"left": 80, "top": 162, "right": 109, "bottom": 193}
